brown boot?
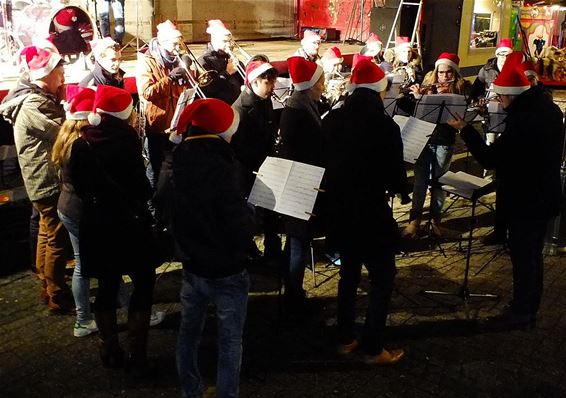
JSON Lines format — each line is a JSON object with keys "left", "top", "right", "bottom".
{"left": 402, "top": 219, "right": 421, "bottom": 239}
{"left": 126, "top": 311, "right": 152, "bottom": 377}
{"left": 94, "top": 311, "right": 124, "bottom": 368}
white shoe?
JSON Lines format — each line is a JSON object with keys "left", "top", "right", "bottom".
{"left": 149, "top": 310, "right": 166, "bottom": 327}
{"left": 73, "top": 319, "right": 98, "bottom": 337}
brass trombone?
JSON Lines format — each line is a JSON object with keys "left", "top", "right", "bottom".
{"left": 228, "top": 38, "right": 252, "bottom": 80}
{"left": 176, "top": 43, "right": 219, "bottom": 98}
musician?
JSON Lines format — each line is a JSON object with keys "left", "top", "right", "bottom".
{"left": 448, "top": 52, "right": 564, "bottom": 329}
{"left": 279, "top": 57, "right": 325, "bottom": 313}
{"left": 231, "top": 59, "right": 282, "bottom": 259}
{"left": 470, "top": 38, "right": 513, "bottom": 102}
{"left": 324, "top": 59, "right": 407, "bottom": 365}
{"left": 360, "top": 32, "right": 383, "bottom": 63}
{"left": 321, "top": 47, "right": 347, "bottom": 109}
{"left": 198, "top": 19, "right": 244, "bottom": 105}
{"left": 294, "top": 30, "right": 322, "bottom": 63}
{"left": 380, "top": 36, "right": 422, "bottom": 86}
{"left": 50, "top": 8, "right": 89, "bottom": 54}
{"left": 136, "top": 20, "right": 190, "bottom": 187}
{"left": 79, "top": 37, "right": 125, "bottom": 88}
{"left": 402, "top": 53, "right": 470, "bottom": 238}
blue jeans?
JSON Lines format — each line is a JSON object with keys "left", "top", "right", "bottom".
{"left": 57, "top": 210, "right": 93, "bottom": 323}
{"left": 286, "top": 236, "right": 308, "bottom": 296}
{"left": 97, "top": 0, "right": 125, "bottom": 43}
{"left": 410, "top": 144, "right": 453, "bottom": 221}
{"left": 177, "top": 270, "right": 249, "bottom": 398}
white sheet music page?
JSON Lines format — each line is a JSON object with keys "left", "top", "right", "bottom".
{"left": 438, "top": 171, "right": 491, "bottom": 199}
{"left": 393, "top": 115, "right": 435, "bottom": 164}
{"left": 487, "top": 101, "right": 506, "bottom": 133}
{"left": 414, "top": 94, "right": 467, "bottom": 124}
{"left": 170, "top": 88, "right": 197, "bottom": 131}
{"left": 248, "top": 157, "right": 325, "bottom": 221}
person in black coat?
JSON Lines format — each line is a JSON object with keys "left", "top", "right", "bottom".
{"left": 79, "top": 37, "right": 125, "bottom": 88}
{"left": 70, "top": 86, "right": 159, "bottom": 374}
{"left": 324, "top": 59, "right": 406, "bottom": 365}
{"left": 231, "top": 59, "right": 282, "bottom": 258}
{"left": 448, "top": 53, "right": 564, "bottom": 329}
{"left": 278, "top": 56, "right": 326, "bottom": 309}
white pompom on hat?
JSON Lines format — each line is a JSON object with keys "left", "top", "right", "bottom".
{"left": 53, "top": 8, "right": 78, "bottom": 32}
{"left": 65, "top": 87, "right": 95, "bottom": 121}
{"left": 347, "top": 59, "right": 388, "bottom": 93}
{"left": 87, "top": 85, "right": 133, "bottom": 126}
{"left": 435, "top": 52, "right": 460, "bottom": 73}
{"left": 245, "top": 60, "right": 276, "bottom": 85}
{"left": 287, "top": 56, "right": 323, "bottom": 91}
{"left": 492, "top": 52, "right": 530, "bottom": 96}
{"left": 206, "top": 19, "right": 231, "bottom": 36}
{"left": 157, "top": 20, "right": 182, "bottom": 43}
{"left": 19, "top": 45, "right": 62, "bottom": 81}
{"left": 174, "top": 98, "right": 240, "bottom": 141}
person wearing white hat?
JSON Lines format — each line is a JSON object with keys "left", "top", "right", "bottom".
{"left": 294, "top": 29, "right": 322, "bottom": 63}
{"left": 0, "top": 45, "right": 74, "bottom": 314}
{"left": 360, "top": 32, "right": 384, "bottom": 63}
{"left": 79, "top": 37, "right": 125, "bottom": 88}
{"left": 448, "top": 52, "right": 564, "bottom": 330}
{"left": 279, "top": 56, "right": 326, "bottom": 312}
{"left": 324, "top": 59, "right": 407, "bottom": 365}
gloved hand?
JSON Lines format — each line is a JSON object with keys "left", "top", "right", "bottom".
{"left": 168, "top": 67, "right": 189, "bottom": 84}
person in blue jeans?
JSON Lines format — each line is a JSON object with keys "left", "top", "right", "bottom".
{"left": 157, "top": 98, "right": 254, "bottom": 397}
{"left": 96, "top": 0, "right": 125, "bottom": 45}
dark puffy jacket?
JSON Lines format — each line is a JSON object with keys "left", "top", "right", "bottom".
{"left": 470, "top": 57, "right": 499, "bottom": 101}
{"left": 198, "top": 43, "right": 244, "bottom": 105}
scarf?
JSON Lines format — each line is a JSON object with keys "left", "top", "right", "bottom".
{"left": 286, "top": 90, "right": 321, "bottom": 127}
{"left": 92, "top": 63, "right": 125, "bottom": 88}
{"left": 148, "top": 38, "right": 178, "bottom": 70}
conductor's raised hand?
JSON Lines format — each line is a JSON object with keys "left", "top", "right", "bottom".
{"left": 447, "top": 112, "right": 467, "bottom": 131}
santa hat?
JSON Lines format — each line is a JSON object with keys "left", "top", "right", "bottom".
{"left": 492, "top": 52, "right": 530, "bottom": 96}
{"left": 206, "top": 19, "right": 231, "bottom": 36}
{"left": 520, "top": 60, "right": 537, "bottom": 77}
{"left": 302, "top": 30, "right": 321, "bottom": 43}
{"left": 395, "top": 36, "right": 411, "bottom": 51}
{"left": 245, "top": 60, "right": 276, "bottom": 85}
{"left": 321, "top": 47, "right": 343, "bottom": 65}
{"left": 64, "top": 86, "right": 95, "bottom": 120}
{"left": 88, "top": 85, "right": 133, "bottom": 126}
{"left": 287, "top": 56, "right": 323, "bottom": 91}
{"left": 435, "top": 52, "right": 460, "bottom": 73}
{"left": 53, "top": 8, "right": 78, "bottom": 32}
{"left": 157, "top": 20, "right": 182, "bottom": 43}
{"left": 496, "top": 38, "right": 513, "bottom": 55}
{"left": 352, "top": 54, "right": 373, "bottom": 70}
{"left": 366, "top": 33, "right": 382, "bottom": 46}
{"left": 347, "top": 59, "right": 388, "bottom": 93}
{"left": 175, "top": 98, "right": 239, "bottom": 141}
{"left": 91, "top": 37, "right": 118, "bottom": 60}
{"left": 19, "top": 46, "right": 62, "bottom": 81}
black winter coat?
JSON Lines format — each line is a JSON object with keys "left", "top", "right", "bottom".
{"left": 163, "top": 134, "right": 255, "bottom": 279}
{"left": 461, "top": 86, "right": 564, "bottom": 222}
{"left": 278, "top": 98, "right": 325, "bottom": 239}
{"left": 470, "top": 57, "right": 499, "bottom": 101}
{"left": 198, "top": 44, "right": 244, "bottom": 105}
{"left": 231, "top": 86, "right": 277, "bottom": 193}
{"left": 324, "top": 88, "right": 408, "bottom": 252}
{"left": 70, "top": 116, "right": 157, "bottom": 278}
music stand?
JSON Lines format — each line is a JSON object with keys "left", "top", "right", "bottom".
{"left": 423, "top": 173, "right": 498, "bottom": 304}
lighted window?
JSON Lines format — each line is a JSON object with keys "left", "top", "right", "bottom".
{"left": 469, "top": 0, "right": 503, "bottom": 49}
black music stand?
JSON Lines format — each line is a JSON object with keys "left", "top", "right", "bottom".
{"left": 423, "top": 175, "right": 498, "bottom": 304}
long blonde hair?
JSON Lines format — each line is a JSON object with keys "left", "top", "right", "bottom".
{"left": 52, "top": 120, "right": 89, "bottom": 167}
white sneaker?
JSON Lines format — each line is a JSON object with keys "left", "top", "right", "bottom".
{"left": 73, "top": 319, "right": 98, "bottom": 337}
{"left": 149, "top": 310, "right": 166, "bottom": 327}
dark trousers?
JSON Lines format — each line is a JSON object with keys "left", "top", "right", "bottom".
{"left": 95, "top": 268, "right": 156, "bottom": 312}
{"left": 337, "top": 249, "right": 396, "bottom": 355}
{"left": 145, "top": 133, "right": 170, "bottom": 189}
{"left": 507, "top": 218, "right": 548, "bottom": 317}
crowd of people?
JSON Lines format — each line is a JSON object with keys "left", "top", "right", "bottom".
{"left": 0, "top": 17, "right": 563, "bottom": 397}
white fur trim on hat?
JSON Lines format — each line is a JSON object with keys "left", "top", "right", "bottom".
{"left": 491, "top": 83, "right": 529, "bottom": 96}
{"left": 435, "top": 58, "right": 459, "bottom": 72}
{"left": 218, "top": 108, "right": 240, "bottom": 141}
{"left": 346, "top": 79, "right": 388, "bottom": 94}
{"left": 66, "top": 111, "right": 90, "bottom": 121}
{"left": 293, "top": 65, "right": 323, "bottom": 91}
{"left": 29, "top": 52, "right": 62, "bottom": 81}
{"left": 96, "top": 101, "right": 134, "bottom": 121}
{"left": 247, "top": 62, "right": 274, "bottom": 83}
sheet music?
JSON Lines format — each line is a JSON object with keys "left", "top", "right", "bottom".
{"left": 414, "top": 94, "right": 467, "bottom": 124}
{"left": 487, "top": 101, "right": 506, "bottom": 133}
{"left": 438, "top": 171, "right": 491, "bottom": 199}
{"left": 393, "top": 115, "right": 436, "bottom": 164}
{"left": 272, "top": 77, "right": 293, "bottom": 110}
{"left": 248, "top": 157, "right": 325, "bottom": 220}
{"left": 169, "top": 88, "right": 197, "bottom": 131}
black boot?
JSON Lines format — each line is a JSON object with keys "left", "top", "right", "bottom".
{"left": 125, "top": 311, "right": 152, "bottom": 377}
{"left": 94, "top": 311, "right": 124, "bottom": 369}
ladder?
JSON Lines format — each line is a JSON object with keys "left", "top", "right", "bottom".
{"left": 384, "top": 0, "right": 423, "bottom": 56}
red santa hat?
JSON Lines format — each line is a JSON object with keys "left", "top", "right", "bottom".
{"left": 496, "top": 38, "right": 513, "bottom": 55}
{"left": 321, "top": 47, "right": 343, "bottom": 65}
{"left": 53, "top": 8, "right": 78, "bottom": 32}
{"left": 19, "top": 46, "right": 62, "bottom": 81}
{"left": 206, "top": 19, "right": 231, "bottom": 36}
{"left": 302, "top": 30, "right": 321, "bottom": 43}
{"left": 157, "top": 20, "right": 182, "bottom": 43}
{"left": 520, "top": 60, "right": 537, "bottom": 77}
{"left": 245, "top": 60, "right": 276, "bottom": 85}
{"left": 287, "top": 56, "right": 323, "bottom": 91}
{"left": 347, "top": 59, "right": 387, "bottom": 93}
{"left": 88, "top": 85, "right": 133, "bottom": 126}
{"left": 395, "top": 36, "right": 411, "bottom": 51}
{"left": 366, "top": 33, "right": 382, "bottom": 45}
{"left": 492, "top": 52, "right": 530, "bottom": 96}
{"left": 435, "top": 52, "right": 460, "bottom": 73}
{"left": 64, "top": 86, "right": 95, "bottom": 120}
{"left": 352, "top": 54, "right": 373, "bottom": 70}
{"left": 175, "top": 98, "right": 239, "bottom": 141}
